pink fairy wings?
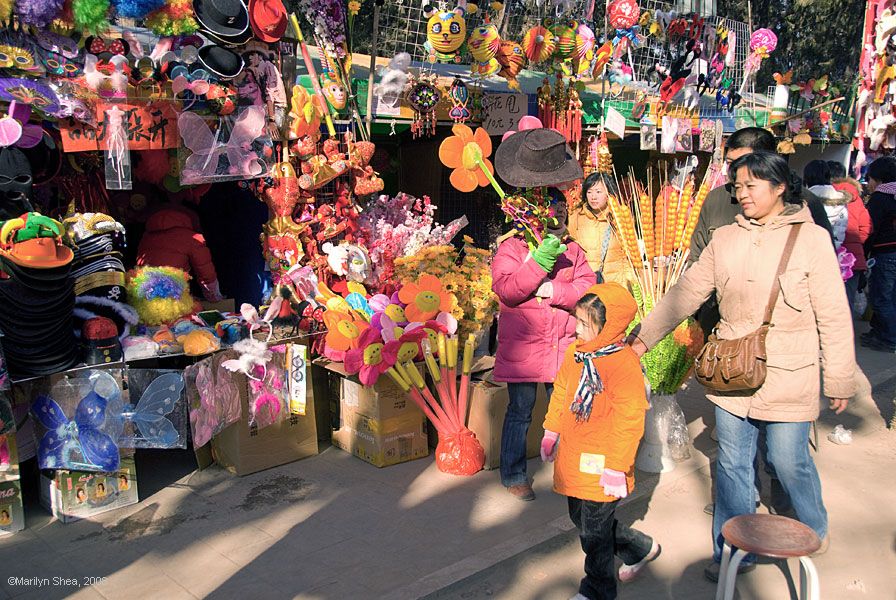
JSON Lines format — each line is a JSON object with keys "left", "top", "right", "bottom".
{"left": 178, "top": 106, "right": 266, "bottom": 184}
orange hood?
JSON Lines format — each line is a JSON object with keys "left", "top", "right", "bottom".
{"left": 576, "top": 282, "right": 638, "bottom": 351}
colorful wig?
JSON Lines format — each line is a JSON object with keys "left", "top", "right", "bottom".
{"left": 126, "top": 265, "right": 196, "bottom": 325}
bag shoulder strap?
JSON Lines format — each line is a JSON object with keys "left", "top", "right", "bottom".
{"left": 762, "top": 223, "right": 803, "bottom": 325}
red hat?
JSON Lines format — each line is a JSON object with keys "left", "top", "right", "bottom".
{"left": 248, "top": 0, "right": 288, "bottom": 43}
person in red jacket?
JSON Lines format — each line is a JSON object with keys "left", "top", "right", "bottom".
{"left": 833, "top": 177, "right": 873, "bottom": 315}
{"left": 136, "top": 205, "right": 223, "bottom": 301}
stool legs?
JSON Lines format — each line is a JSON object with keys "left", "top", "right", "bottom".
{"left": 715, "top": 543, "right": 749, "bottom": 600}
{"left": 798, "top": 556, "right": 820, "bottom": 600}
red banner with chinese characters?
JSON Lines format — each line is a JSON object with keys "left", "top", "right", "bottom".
{"left": 60, "top": 102, "right": 179, "bottom": 152}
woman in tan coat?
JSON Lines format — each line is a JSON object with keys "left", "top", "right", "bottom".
{"left": 630, "top": 152, "right": 855, "bottom": 581}
{"left": 568, "top": 174, "right": 632, "bottom": 286}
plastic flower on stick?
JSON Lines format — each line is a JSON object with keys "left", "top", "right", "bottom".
{"left": 439, "top": 124, "right": 500, "bottom": 193}
{"left": 398, "top": 274, "right": 455, "bottom": 323}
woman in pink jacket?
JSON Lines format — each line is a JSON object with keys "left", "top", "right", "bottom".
{"left": 492, "top": 128, "right": 596, "bottom": 501}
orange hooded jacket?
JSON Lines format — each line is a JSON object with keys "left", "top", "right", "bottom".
{"left": 544, "top": 283, "right": 648, "bottom": 503}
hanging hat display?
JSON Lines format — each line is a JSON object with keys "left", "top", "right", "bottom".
{"left": 248, "top": 0, "right": 288, "bottom": 43}
{"left": 193, "top": 0, "right": 252, "bottom": 45}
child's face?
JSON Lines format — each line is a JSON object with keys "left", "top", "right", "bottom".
{"left": 575, "top": 307, "right": 601, "bottom": 342}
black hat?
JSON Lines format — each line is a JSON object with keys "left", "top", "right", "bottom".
{"left": 81, "top": 317, "right": 123, "bottom": 365}
{"left": 194, "top": 0, "right": 253, "bottom": 46}
{"left": 197, "top": 44, "right": 245, "bottom": 80}
{"left": 495, "top": 129, "right": 584, "bottom": 189}
{"left": 0, "top": 148, "right": 32, "bottom": 200}
{"left": 0, "top": 256, "right": 72, "bottom": 290}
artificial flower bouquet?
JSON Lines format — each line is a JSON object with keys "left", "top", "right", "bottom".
{"left": 357, "top": 192, "right": 468, "bottom": 288}
{"left": 319, "top": 275, "right": 486, "bottom": 475}
{"left": 393, "top": 236, "right": 498, "bottom": 343}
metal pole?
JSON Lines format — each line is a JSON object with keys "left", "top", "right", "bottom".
{"left": 365, "top": 2, "right": 381, "bottom": 139}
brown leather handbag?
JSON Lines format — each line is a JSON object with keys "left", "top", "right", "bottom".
{"left": 694, "top": 224, "right": 802, "bottom": 392}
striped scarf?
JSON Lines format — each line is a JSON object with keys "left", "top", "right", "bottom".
{"left": 570, "top": 342, "right": 626, "bottom": 422}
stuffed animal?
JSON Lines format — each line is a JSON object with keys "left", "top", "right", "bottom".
{"left": 374, "top": 52, "right": 411, "bottom": 107}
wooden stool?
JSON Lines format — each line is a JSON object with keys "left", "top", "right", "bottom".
{"left": 715, "top": 514, "right": 821, "bottom": 600}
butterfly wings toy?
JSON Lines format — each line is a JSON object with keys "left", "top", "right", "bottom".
{"left": 32, "top": 380, "right": 120, "bottom": 472}
{"left": 114, "top": 372, "right": 186, "bottom": 449}
{"left": 178, "top": 106, "right": 268, "bottom": 185}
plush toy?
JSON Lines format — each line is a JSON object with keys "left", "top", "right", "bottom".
{"left": 423, "top": 0, "right": 469, "bottom": 63}
{"left": 374, "top": 52, "right": 411, "bottom": 108}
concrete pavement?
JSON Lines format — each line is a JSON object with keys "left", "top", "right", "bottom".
{"left": 0, "top": 333, "right": 894, "bottom": 600}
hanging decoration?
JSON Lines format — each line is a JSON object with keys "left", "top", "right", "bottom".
{"left": 522, "top": 24, "right": 556, "bottom": 64}
{"left": 495, "top": 40, "right": 527, "bottom": 90}
{"left": 468, "top": 22, "right": 501, "bottom": 78}
{"left": 423, "top": 0, "right": 469, "bottom": 64}
{"left": 406, "top": 72, "right": 442, "bottom": 138}
{"left": 537, "top": 74, "right": 583, "bottom": 144}
{"left": 447, "top": 76, "right": 471, "bottom": 123}
{"left": 740, "top": 27, "right": 777, "bottom": 94}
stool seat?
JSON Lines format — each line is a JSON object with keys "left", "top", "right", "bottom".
{"left": 721, "top": 514, "right": 821, "bottom": 559}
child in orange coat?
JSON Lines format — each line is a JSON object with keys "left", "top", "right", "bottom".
{"left": 541, "top": 283, "right": 660, "bottom": 599}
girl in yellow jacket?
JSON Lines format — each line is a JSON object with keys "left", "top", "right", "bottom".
{"left": 540, "top": 283, "right": 660, "bottom": 599}
{"left": 568, "top": 174, "right": 632, "bottom": 286}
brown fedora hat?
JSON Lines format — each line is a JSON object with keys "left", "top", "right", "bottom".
{"left": 495, "top": 128, "right": 583, "bottom": 188}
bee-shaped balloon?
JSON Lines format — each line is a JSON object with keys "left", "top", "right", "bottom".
{"left": 469, "top": 22, "right": 501, "bottom": 78}
{"left": 423, "top": 0, "right": 469, "bottom": 63}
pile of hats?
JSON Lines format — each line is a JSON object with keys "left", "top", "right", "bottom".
{"left": 62, "top": 210, "right": 138, "bottom": 365}
{"left": 0, "top": 213, "right": 79, "bottom": 379}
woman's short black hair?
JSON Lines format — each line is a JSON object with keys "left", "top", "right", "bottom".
{"left": 868, "top": 156, "right": 896, "bottom": 184}
{"left": 580, "top": 174, "right": 619, "bottom": 209}
{"left": 803, "top": 160, "right": 831, "bottom": 188}
{"left": 727, "top": 127, "right": 776, "bottom": 152}
{"left": 729, "top": 151, "right": 799, "bottom": 204}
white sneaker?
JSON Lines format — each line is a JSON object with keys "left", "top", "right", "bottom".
{"left": 618, "top": 540, "right": 661, "bottom": 583}
{"left": 569, "top": 594, "right": 590, "bottom": 600}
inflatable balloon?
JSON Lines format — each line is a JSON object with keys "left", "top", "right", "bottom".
{"left": 607, "top": 0, "right": 640, "bottom": 29}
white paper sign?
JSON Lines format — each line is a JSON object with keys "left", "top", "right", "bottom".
{"left": 605, "top": 107, "right": 627, "bottom": 139}
{"left": 481, "top": 92, "right": 528, "bottom": 136}
{"left": 287, "top": 344, "right": 308, "bottom": 415}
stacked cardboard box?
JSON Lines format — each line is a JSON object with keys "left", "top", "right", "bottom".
{"left": 211, "top": 345, "right": 319, "bottom": 476}
{"left": 0, "top": 428, "right": 24, "bottom": 534}
{"left": 39, "top": 457, "right": 138, "bottom": 524}
{"left": 320, "top": 360, "right": 429, "bottom": 467}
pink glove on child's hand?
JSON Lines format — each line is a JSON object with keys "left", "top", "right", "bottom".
{"left": 540, "top": 430, "right": 559, "bottom": 462}
{"left": 599, "top": 468, "right": 628, "bottom": 498}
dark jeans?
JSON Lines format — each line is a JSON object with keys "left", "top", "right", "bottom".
{"left": 845, "top": 270, "right": 864, "bottom": 316}
{"left": 568, "top": 497, "right": 654, "bottom": 600}
{"left": 500, "top": 382, "right": 553, "bottom": 487}
{"left": 869, "top": 253, "right": 896, "bottom": 346}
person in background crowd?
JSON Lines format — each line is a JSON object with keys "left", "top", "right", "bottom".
{"left": 492, "top": 128, "right": 596, "bottom": 501}
{"left": 862, "top": 156, "right": 896, "bottom": 352}
{"left": 827, "top": 160, "right": 847, "bottom": 180}
{"left": 541, "top": 283, "right": 660, "bottom": 599}
{"left": 833, "top": 176, "right": 873, "bottom": 315}
{"left": 568, "top": 174, "right": 631, "bottom": 285}
{"left": 630, "top": 152, "right": 855, "bottom": 581}
{"left": 804, "top": 160, "right": 850, "bottom": 248}
{"left": 137, "top": 203, "right": 224, "bottom": 302}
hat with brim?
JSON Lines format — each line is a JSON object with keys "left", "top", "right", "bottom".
{"left": 195, "top": 0, "right": 253, "bottom": 46}
{"left": 495, "top": 128, "right": 584, "bottom": 189}
{"left": 73, "top": 295, "right": 139, "bottom": 338}
{"left": 1, "top": 237, "right": 73, "bottom": 269}
{"left": 197, "top": 45, "right": 245, "bottom": 80}
{"left": 0, "top": 256, "right": 72, "bottom": 288}
{"left": 248, "top": 0, "right": 288, "bottom": 43}
{"left": 6, "top": 347, "right": 78, "bottom": 379}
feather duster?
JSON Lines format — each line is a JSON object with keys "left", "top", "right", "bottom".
{"left": 14, "top": 0, "right": 64, "bottom": 26}
{"left": 112, "top": 0, "right": 164, "bottom": 18}
{"left": 72, "top": 0, "right": 110, "bottom": 33}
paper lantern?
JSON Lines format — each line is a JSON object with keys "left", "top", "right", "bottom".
{"left": 607, "top": 0, "right": 639, "bottom": 30}
{"left": 576, "top": 23, "right": 595, "bottom": 60}
{"left": 550, "top": 21, "right": 578, "bottom": 59}
{"left": 522, "top": 25, "right": 556, "bottom": 63}
{"left": 468, "top": 23, "right": 501, "bottom": 62}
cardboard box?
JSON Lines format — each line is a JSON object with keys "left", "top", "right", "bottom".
{"left": 319, "top": 360, "right": 429, "bottom": 467}
{"left": 460, "top": 374, "right": 549, "bottom": 470}
{"left": 212, "top": 348, "right": 319, "bottom": 476}
{"left": 39, "top": 458, "right": 138, "bottom": 524}
{"left": 0, "top": 480, "right": 24, "bottom": 534}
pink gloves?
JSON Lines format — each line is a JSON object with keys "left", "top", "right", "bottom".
{"left": 540, "top": 430, "right": 559, "bottom": 462}
{"left": 599, "top": 468, "right": 628, "bottom": 498}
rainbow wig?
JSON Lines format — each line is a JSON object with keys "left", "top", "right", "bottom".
{"left": 127, "top": 266, "right": 196, "bottom": 325}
